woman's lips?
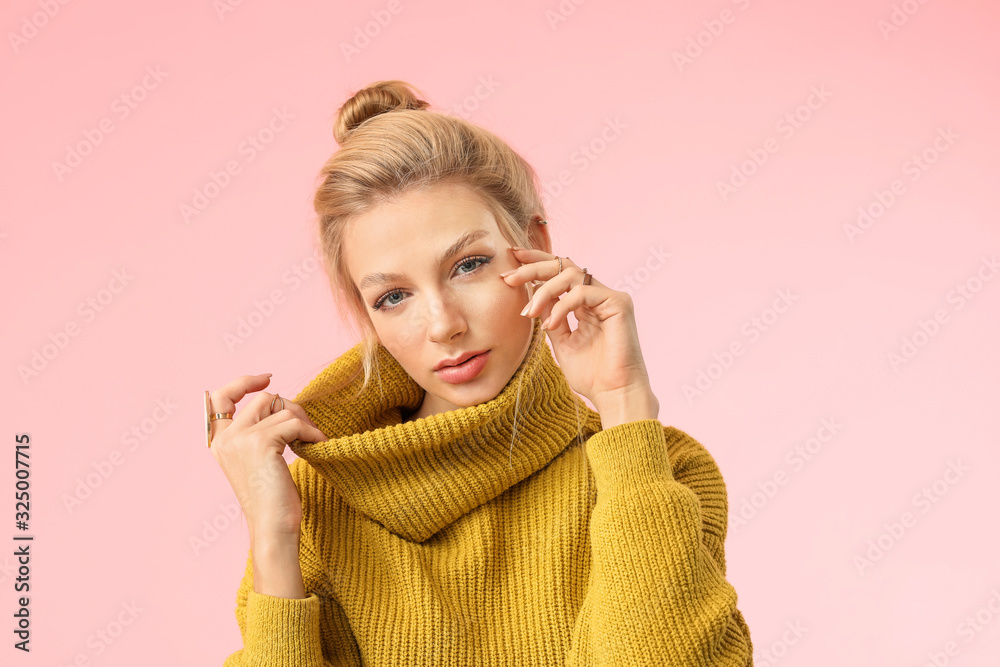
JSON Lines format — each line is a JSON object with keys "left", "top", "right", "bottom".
{"left": 434, "top": 351, "right": 490, "bottom": 384}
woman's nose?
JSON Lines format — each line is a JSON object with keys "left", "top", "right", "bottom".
{"left": 421, "top": 292, "right": 467, "bottom": 342}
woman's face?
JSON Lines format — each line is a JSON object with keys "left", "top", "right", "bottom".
{"left": 344, "top": 181, "right": 549, "bottom": 421}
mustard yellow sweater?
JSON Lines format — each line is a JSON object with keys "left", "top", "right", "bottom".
{"left": 222, "top": 318, "right": 754, "bottom": 665}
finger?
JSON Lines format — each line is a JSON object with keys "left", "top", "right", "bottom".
{"left": 535, "top": 293, "right": 559, "bottom": 331}
{"left": 253, "top": 411, "right": 329, "bottom": 451}
{"left": 209, "top": 374, "right": 272, "bottom": 443}
{"left": 504, "top": 247, "right": 558, "bottom": 277}
{"left": 542, "top": 283, "right": 609, "bottom": 337}
{"left": 226, "top": 390, "right": 301, "bottom": 440}
{"left": 499, "top": 265, "right": 539, "bottom": 296}
{"left": 522, "top": 263, "right": 588, "bottom": 319}
{"left": 509, "top": 246, "right": 552, "bottom": 262}
{"left": 250, "top": 399, "right": 328, "bottom": 444}
{"left": 507, "top": 253, "right": 561, "bottom": 283}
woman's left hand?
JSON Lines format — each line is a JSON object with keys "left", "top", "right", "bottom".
{"left": 502, "top": 247, "right": 659, "bottom": 420}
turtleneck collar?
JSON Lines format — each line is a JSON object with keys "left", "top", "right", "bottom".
{"left": 288, "top": 317, "right": 601, "bottom": 543}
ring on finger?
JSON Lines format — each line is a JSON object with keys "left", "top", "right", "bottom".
{"left": 204, "top": 390, "right": 233, "bottom": 449}
{"left": 270, "top": 393, "right": 285, "bottom": 413}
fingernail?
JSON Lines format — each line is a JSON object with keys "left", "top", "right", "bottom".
{"left": 499, "top": 269, "right": 515, "bottom": 277}
{"left": 260, "top": 373, "right": 272, "bottom": 377}
{"left": 510, "top": 246, "right": 525, "bottom": 252}
{"left": 520, "top": 303, "right": 530, "bottom": 316}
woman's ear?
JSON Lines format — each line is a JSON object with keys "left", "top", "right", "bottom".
{"left": 527, "top": 216, "right": 552, "bottom": 254}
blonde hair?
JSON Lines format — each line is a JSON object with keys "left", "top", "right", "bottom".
{"left": 310, "top": 79, "right": 549, "bottom": 400}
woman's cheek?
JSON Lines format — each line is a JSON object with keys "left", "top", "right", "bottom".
{"left": 388, "top": 314, "right": 423, "bottom": 350}
{"left": 473, "top": 278, "right": 523, "bottom": 321}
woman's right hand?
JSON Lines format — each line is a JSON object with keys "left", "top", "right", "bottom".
{"left": 207, "top": 374, "right": 328, "bottom": 539}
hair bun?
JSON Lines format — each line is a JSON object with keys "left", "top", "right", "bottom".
{"left": 334, "top": 80, "right": 431, "bottom": 145}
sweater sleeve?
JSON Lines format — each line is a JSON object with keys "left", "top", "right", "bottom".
{"left": 221, "top": 521, "right": 360, "bottom": 665}
{"left": 567, "top": 419, "right": 754, "bottom": 666}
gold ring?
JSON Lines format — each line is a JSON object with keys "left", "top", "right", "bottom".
{"left": 556, "top": 256, "right": 563, "bottom": 274}
{"left": 270, "top": 393, "right": 285, "bottom": 413}
{"left": 582, "top": 268, "right": 592, "bottom": 286}
{"left": 205, "top": 390, "right": 234, "bottom": 449}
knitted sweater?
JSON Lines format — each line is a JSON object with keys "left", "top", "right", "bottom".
{"left": 221, "top": 317, "right": 754, "bottom": 666}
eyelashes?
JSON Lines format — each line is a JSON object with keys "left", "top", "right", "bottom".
{"left": 371, "top": 254, "right": 494, "bottom": 311}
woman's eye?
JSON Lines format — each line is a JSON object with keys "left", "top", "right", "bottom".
{"left": 371, "top": 256, "right": 493, "bottom": 312}
{"left": 457, "top": 256, "right": 490, "bottom": 274}
{"left": 373, "top": 290, "right": 405, "bottom": 311}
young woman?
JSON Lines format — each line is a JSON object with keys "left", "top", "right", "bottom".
{"left": 207, "top": 80, "right": 754, "bottom": 666}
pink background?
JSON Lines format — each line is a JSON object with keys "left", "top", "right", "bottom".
{"left": 3, "top": 0, "right": 998, "bottom": 664}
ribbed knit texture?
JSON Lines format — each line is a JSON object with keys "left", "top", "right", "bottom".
{"left": 222, "top": 317, "right": 754, "bottom": 666}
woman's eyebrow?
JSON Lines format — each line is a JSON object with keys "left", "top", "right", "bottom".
{"left": 358, "top": 229, "right": 492, "bottom": 291}
{"left": 437, "top": 229, "right": 491, "bottom": 267}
